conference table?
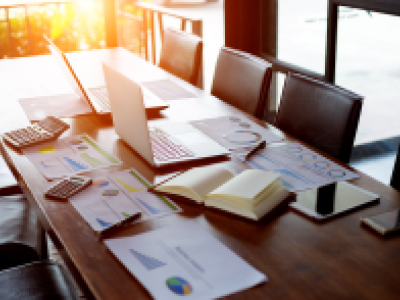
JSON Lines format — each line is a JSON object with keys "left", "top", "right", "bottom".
{"left": 1, "top": 48, "right": 400, "bottom": 299}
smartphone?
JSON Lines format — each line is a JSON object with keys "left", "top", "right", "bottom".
{"left": 361, "top": 209, "right": 400, "bottom": 235}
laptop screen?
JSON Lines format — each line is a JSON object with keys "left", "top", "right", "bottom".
{"left": 44, "top": 35, "right": 88, "bottom": 102}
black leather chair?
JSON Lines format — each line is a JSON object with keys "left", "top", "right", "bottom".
{"left": 0, "top": 261, "right": 80, "bottom": 299}
{"left": 390, "top": 144, "right": 400, "bottom": 191}
{"left": 211, "top": 47, "right": 273, "bottom": 119}
{"left": 275, "top": 72, "right": 363, "bottom": 163}
{"left": 159, "top": 28, "right": 203, "bottom": 86}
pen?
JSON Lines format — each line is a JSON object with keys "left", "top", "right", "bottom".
{"left": 244, "top": 140, "right": 266, "bottom": 160}
{"left": 98, "top": 212, "right": 141, "bottom": 238}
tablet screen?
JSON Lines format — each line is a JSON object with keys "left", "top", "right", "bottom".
{"left": 290, "top": 182, "right": 379, "bottom": 220}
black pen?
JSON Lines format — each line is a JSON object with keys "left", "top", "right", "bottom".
{"left": 98, "top": 212, "right": 141, "bottom": 238}
{"left": 244, "top": 140, "right": 266, "bottom": 160}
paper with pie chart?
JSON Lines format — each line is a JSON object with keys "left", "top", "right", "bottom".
{"left": 104, "top": 222, "right": 266, "bottom": 299}
{"left": 191, "top": 115, "right": 283, "bottom": 150}
{"left": 242, "top": 142, "right": 359, "bottom": 192}
{"left": 22, "top": 134, "right": 121, "bottom": 179}
{"left": 69, "top": 168, "right": 181, "bottom": 233}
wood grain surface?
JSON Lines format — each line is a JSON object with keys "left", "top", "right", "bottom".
{"left": 1, "top": 48, "right": 400, "bottom": 299}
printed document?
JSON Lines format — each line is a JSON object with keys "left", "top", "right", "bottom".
{"left": 191, "top": 115, "right": 283, "bottom": 150}
{"left": 69, "top": 168, "right": 180, "bottom": 233}
{"left": 104, "top": 222, "right": 266, "bottom": 299}
{"left": 23, "top": 134, "right": 121, "bottom": 179}
{"left": 19, "top": 94, "right": 92, "bottom": 121}
{"left": 242, "top": 142, "right": 359, "bottom": 192}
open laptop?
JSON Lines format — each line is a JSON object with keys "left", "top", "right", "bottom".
{"left": 103, "top": 62, "right": 230, "bottom": 168}
{"left": 44, "top": 36, "right": 169, "bottom": 114}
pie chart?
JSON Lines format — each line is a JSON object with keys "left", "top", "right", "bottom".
{"left": 102, "top": 189, "right": 119, "bottom": 196}
{"left": 328, "top": 169, "right": 346, "bottom": 178}
{"left": 223, "top": 130, "right": 262, "bottom": 145}
{"left": 166, "top": 277, "right": 192, "bottom": 295}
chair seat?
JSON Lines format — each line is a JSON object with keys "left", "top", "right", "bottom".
{"left": 0, "top": 195, "right": 43, "bottom": 271}
{"left": 0, "top": 261, "right": 80, "bottom": 300}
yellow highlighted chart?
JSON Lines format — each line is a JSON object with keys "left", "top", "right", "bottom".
{"left": 114, "top": 177, "right": 143, "bottom": 193}
{"left": 39, "top": 145, "right": 56, "bottom": 153}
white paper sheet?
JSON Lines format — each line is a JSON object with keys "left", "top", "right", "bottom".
{"left": 191, "top": 115, "right": 283, "bottom": 150}
{"left": 242, "top": 142, "right": 360, "bottom": 192}
{"left": 69, "top": 168, "right": 181, "bottom": 232}
{"left": 19, "top": 94, "right": 93, "bottom": 121}
{"left": 104, "top": 222, "right": 266, "bottom": 299}
{"left": 23, "top": 134, "right": 121, "bottom": 179}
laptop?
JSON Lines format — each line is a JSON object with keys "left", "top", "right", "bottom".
{"left": 103, "top": 62, "right": 230, "bottom": 168}
{"left": 43, "top": 35, "right": 169, "bottom": 114}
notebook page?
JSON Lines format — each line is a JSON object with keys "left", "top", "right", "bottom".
{"left": 161, "top": 165, "right": 234, "bottom": 200}
{"left": 209, "top": 170, "right": 280, "bottom": 199}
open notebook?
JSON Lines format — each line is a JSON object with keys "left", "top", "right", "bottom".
{"left": 152, "top": 165, "right": 290, "bottom": 220}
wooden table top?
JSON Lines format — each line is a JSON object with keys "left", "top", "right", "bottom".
{"left": 1, "top": 48, "right": 400, "bottom": 299}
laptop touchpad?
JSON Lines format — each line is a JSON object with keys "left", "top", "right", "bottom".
{"left": 175, "top": 132, "right": 211, "bottom": 145}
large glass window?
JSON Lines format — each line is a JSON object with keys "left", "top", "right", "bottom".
{"left": 336, "top": 8, "right": 400, "bottom": 144}
{"left": 277, "top": 1, "right": 400, "bottom": 145}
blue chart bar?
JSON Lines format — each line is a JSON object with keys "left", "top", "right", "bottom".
{"left": 246, "top": 160, "right": 264, "bottom": 170}
{"left": 135, "top": 197, "right": 163, "bottom": 215}
{"left": 97, "top": 218, "right": 112, "bottom": 228}
{"left": 130, "top": 249, "right": 166, "bottom": 271}
{"left": 63, "top": 157, "right": 88, "bottom": 172}
{"left": 275, "top": 168, "right": 310, "bottom": 184}
{"left": 41, "top": 162, "right": 50, "bottom": 168}
{"left": 256, "top": 153, "right": 281, "bottom": 166}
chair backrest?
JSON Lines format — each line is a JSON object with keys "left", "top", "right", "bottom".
{"left": 211, "top": 47, "right": 272, "bottom": 119}
{"left": 275, "top": 72, "right": 363, "bottom": 163}
{"left": 159, "top": 28, "right": 203, "bottom": 86}
{"left": 390, "top": 144, "right": 400, "bottom": 191}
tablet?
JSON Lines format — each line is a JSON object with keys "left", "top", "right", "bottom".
{"left": 290, "top": 181, "right": 380, "bottom": 221}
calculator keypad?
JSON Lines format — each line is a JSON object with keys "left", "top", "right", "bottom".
{"left": 45, "top": 176, "right": 92, "bottom": 200}
{"left": 4, "top": 124, "right": 56, "bottom": 148}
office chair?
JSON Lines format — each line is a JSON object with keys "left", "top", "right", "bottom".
{"left": 159, "top": 28, "right": 203, "bottom": 86}
{"left": 211, "top": 47, "right": 272, "bottom": 119}
{"left": 390, "top": 144, "right": 400, "bottom": 191}
{"left": 275, "top": 72, "right": 363, "bottom": 163}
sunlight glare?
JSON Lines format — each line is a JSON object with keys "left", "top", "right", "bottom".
{"left": 78, "top": 0, "right": 96, "bottom": 11}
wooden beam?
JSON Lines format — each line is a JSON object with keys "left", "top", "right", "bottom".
{"left": 103, "top": 0, "right": 117, "bottom": 47}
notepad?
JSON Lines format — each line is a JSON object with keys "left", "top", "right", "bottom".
{"left": 152, "top": 165, "right": 290, "bottom": 220}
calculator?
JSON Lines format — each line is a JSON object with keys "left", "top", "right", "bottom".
{"left": 2, "top": 116, "right": 70, "bottom": 148}
{"left": 45, "top": 175, "right": 92, "bottom": 200}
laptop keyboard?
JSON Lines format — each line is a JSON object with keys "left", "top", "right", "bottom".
{"left": 150, "top": 128, "right": 195, "bottom": 161}
{"left": 89, "top": 87, "right": 111, "bottom": 110}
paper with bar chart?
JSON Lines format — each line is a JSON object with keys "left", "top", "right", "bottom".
{"left": 242, "top": 142, "right": 360, "bottom": 192}
{"left": 69, "top": 168, "right": 181, "bottom": 232}
{"left": 104, "top": 222, "right": 266, "bottom": 299}
{"left": 22, "top": 134, "right": 121, "bottom": 179}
